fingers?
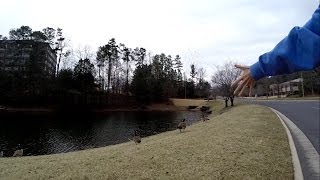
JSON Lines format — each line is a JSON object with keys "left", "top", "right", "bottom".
{"left": 232, "top": 65, "right": 254, "bottom": 96}
{"left": 231, "top": 76, "right": 244, "bottom": 89}
{"left": 232, "top": 66, "right": 250, "bottom": 89}
{"left": 234, "top": 64, "right": 250, "bottom": 70}
{"left": 234, "top": 75, "right": 249, "bottom": 96}
{"left": 233, "top": 80, "right": 244, "bottom": 96}
{"left": 238, "top": 78, "right": 250, "bottom": 96}
{"left": 232, "top": 70, "right": 250, "bottom": 89}
{"left": 241, "top": 78, "right": 255, "bottom": 97}
{"left": 249, "top": 83, "right": 253, "bottom": 97}
{"left": 233, "top": 75, "right": 256, "bottom": 97}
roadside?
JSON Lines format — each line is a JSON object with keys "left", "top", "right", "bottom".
{"left": 244, "top": 96, "right": 320, "bottom": 101}
{"left": 272, "top": 108, "right": 319, "bottom": 180}
{"left": 0, "top": 104, "right": 293, "bottom": 179}
{"left": 238, "top": 98, "right": 320, "bottom": 179}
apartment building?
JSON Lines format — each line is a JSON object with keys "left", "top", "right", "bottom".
{"left": 0, "top": 40, "right": 57, "bottom": 77}
{"left": 269, "top": 78, "right": 303, "bottom": 96}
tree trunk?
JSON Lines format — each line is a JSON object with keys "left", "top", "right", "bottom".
{"left": 126, "top": 60, "right": 129, "bottom": 95}
{"left": 107, "top": 58, "right": 112, "bottom": 93}
{"left": 56, "top": 53, "right": 61, "bottom": 76}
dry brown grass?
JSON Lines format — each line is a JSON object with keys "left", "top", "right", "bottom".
{"left": 0, "top": 104, "right": 293, "bottom": 180}
{"left": 170, "top": 98, "right": 207, "bottom": 107}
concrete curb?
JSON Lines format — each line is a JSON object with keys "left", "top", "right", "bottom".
{"left": 270, "top": 108, "right": 304, "bottom": 180}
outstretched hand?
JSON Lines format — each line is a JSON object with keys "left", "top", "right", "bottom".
{"left": 231, "top": 65, "right": 255, "bottom": 97}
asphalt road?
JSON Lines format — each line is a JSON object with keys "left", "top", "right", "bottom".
{"left": 239, "top": 99, "right": 320, "bottom": 153}
{"left": 238, "top": 98, "right": 320, "bottom": 180}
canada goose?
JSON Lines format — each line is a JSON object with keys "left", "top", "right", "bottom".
{"left": 201, "top": 114, "right": 209, "bottom": 122}
{"left": 129, "top": 130, "right": 141, "bottom": 144}
{"left": 13, "top": 149, "right": 23, "bottom": 157}
{"left": 177, "top": 119, "right": 187, "bottom": 132}
{"left": 0, "top": 151, "right": 3, "bottom": 157}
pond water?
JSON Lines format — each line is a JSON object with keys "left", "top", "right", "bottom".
{"left": 0, "top": 110, "right": 202, "bottom": 157}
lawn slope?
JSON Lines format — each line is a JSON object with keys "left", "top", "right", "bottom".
{"left": 0, "top": 104, "right": 293, "bottom": 180}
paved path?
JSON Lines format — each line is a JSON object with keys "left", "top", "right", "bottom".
{"left": 239, "top": 99, "right": 320, "bottom": 180}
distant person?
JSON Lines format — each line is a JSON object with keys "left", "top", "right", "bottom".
{"left": 229, "top": 96, "right": 234, "bottom": 106}
{"left": 224, "top": 97, "right": 229, "bottom": 107}
{"left": 232, "top": 5, "right": 320, "bottom": 96}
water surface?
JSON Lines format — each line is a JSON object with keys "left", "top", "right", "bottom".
{"left": 0, "top": 110, "right": 202, "bottom": 156}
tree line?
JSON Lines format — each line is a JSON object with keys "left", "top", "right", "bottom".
{"left": 94, "top": 38, "right": 212, "bottom": 104}
{"left": 0, "top": 26, "right": 212, "bottom": 107}
{"left": 1, "top": 25, "right": 318, "bottom": 107}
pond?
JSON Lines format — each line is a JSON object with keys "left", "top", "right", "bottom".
{"left": 0, "top": 110, "right": 202, "bottom": 157}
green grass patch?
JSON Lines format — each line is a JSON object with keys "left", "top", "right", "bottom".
{"left": 0, "top": 105, "right": 293, "bottom": 180}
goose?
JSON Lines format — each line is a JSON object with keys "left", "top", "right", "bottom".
{"left": 129, "top": 130, "right": 141, "bottom": 144}
{"left": 201, "top": 114, "right": 209, "bottom": 122}
{"left": 177, "top": 119, "right": 187, "bottom": 132}
{"left": 13, "top": 149, "right": 23, "bottom": 157}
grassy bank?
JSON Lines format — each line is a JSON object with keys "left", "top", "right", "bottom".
{"left": 0, "top": 104, "right": 293, "bottom": 180}
{"left": 170, "top": 98, "right": 208, "bottom": 107}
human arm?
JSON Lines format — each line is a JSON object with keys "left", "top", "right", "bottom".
{"left": 251, "top": 5, "right": 320, "bottom": 80}
{"left": 232, "top": 6, "right": 320, "bottom": 96}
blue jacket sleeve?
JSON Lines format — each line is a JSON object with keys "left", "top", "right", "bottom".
{"left": 250, "top": 5, "right": 320, "bottom": 81}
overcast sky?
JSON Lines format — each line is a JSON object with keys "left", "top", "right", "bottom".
{"left": 0, "top": 0, "right": 318, "bottom": 77}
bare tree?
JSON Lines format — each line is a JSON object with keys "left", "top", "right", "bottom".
{"left": 96, "top": 38, "right": 119, "bottom": 93}
{"left": 73, "top": 45, "right": 95, "bottom": 60}
{"left": 190, "top": 63, "right": 197, "bottom": 82}
{"left": 197, "top": 67, "right": 206, "bottom": 84}
{"left": 195, "top": 67, "right": 211, "bottom": 98}
{"left": 119, "top": 43, "right": 132, "bottom": 95}
{"left": 60, "top": 44, "right": 94, "bottom": 71}
{"left": 0, "top": 35, "right": 8, "bottom": 40}
{"left": 211, "top": 61, "right": 241, "bottom": 97}
{"left": 55, "top": 28, "right": 71, "bottom": 75}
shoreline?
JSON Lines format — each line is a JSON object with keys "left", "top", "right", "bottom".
{"left": 0, "top": 105, "right": 190, "bottom": 113}
{"left": 0, "top": 99, "right": 212, "bottom": 113}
